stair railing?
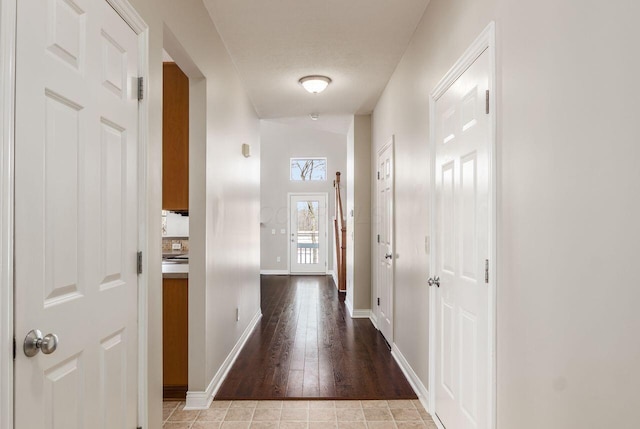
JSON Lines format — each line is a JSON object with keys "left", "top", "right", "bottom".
{"left": 333, "top": 172, "right": 347, "bottom": 292}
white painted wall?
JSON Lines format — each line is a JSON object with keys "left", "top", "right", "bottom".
{"left": 123, "top": 0, "right": 260, "bottom": 424}
{"left": 372, "top": 0, "right": 640, "bottom": 427}
{"left": 260, "top": 120, "right": 346, "bottom": 274}
{"left": 346, "top": 115, "right": 372, "bottom": 312}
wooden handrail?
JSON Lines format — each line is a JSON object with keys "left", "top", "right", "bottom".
{"left": 334, "top": 172, "right": 347, "bottom": 292}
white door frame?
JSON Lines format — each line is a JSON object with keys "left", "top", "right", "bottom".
{"left": 0, "top": 1, "right": 149, "bottom": 428}
{"left": 287, "top": 192, "right": 329, "bottom": 275}
{"left": 375, "top": 136, "right": 394, "bottom": 342}
{"left": 428, "top": 22, "right": 497, "bottom": 429}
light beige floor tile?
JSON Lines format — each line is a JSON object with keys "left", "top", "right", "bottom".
{"left": 390, "top": 409, "right": 421, "bottom": 421}
{"left": 336, "top": 408, "right": 365, "bottom": 422}
{"left": 309, "top": 422, "right": 337, "bottom": 429}
{"left": 387, "top": 401, "right": 415, "bottom": 410}
{"left": 309, "top": 408, "right": 337, "bottom": 421}
{"left": 279, "top": 422, "right": 308, "bottom": 429}
{"left": 197, "top": 408, "right": 227, "bottom": 422}
{"left": 416, "top": 409, "right": 430, "bottom": 421}
{"left": 255, "top": 400, "right": 283, "bottom": 409}
{"left": 224, "top": 408, "right": 254, "bottom": 421}
{"left": 309, "top": 400, "right": 335, "bottom": 409}
{"left": 338, "top": 422, "right": 367, "bottom": 429}
{"left": 210, "top": 401, "right": 232, "bottom": 409}
{"left": 162, "top": 423, "right": 192, "bottom": 429}
{"left": 249, "top": 422, "right": 279, "bottom": 429}
{"left": 231, "top": 401, "right": 258, "bottom": 409}
{"left": 252, "top": 408, "right": 281, "bottom": 421}
{"left": 335, "top": 401, "right": 362, "bottom": 409}
{"left": 192, "top": 422, "right": 223, "bottom": 429}
{"left": 410, "top": 401, "right": 424, "bottom": 411}
{"left": 168, "top": 409, "right": 201, "bottom": 422}
{"left": 164, "top": 401, "right": 181, "bottom": 409}
{"left": 395, "top": 422, "right": 428, "bottom": 429}
{"left": 365, "top": 422, "right": 397, "bottom": 429}
{"left": 281, "top": 408, "right": 309, "bottom": 421}
{"left": 361, "top": 400, "right": 388, "bottom": 409}
{"left": 220, "top": 422, "right": 251, "bottom": 429}
{"left": 283, "top": 400, "right": 310, "bottom": 409}
{"left": 423, "top": 421, "right": 438, "bottom": 429}
{"left": 164, "top": 408, "right": 176, "bottom": 421}
{"left": 363, "top": 408, "right": 393, "bottom": 421}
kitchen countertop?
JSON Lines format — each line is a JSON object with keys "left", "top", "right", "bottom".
{"left": 162, "top": 262, "right": 189, "bottom": 279}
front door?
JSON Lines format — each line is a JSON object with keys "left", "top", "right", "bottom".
{"left": 14, "top": 0, "right": 140, "bottom": 427}
{"left": 377, "top": 141, "right": 394, "bottom": 344}
{"left": 433, "top": 49, "right": 491, "bottom": 429}
{"left": 289, "top": 194, "right": 327, "bottom": 274}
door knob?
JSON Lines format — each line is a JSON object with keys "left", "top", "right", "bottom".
{"left": 385, "top": 253, "right": 393, "bottom": 259}
{"left": 24, "top": 329, "right": 59, "bottom": 357}
{"left": 428, "top": 276, "right": 440, "bottom": 287}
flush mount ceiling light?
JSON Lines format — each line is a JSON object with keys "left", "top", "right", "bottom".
{"left": 299, "top": 75, "right": 332, "bottom": 94}
{"left": 310, "top": 113, "right": 319, "bottom": 121}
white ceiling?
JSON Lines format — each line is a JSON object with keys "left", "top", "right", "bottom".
{"left": 202, "top": 0, "right": 430, "bottom": 121}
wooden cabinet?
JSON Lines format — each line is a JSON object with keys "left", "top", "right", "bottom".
{"left": 162, "top": 62, "right": 189, "bottom": 211}
{"left": 163, "top": 278, "right": 188, "bottom": 399}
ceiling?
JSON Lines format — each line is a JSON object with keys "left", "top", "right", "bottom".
{"left": 202, "top": 0, "right": 430, "bottom": 122}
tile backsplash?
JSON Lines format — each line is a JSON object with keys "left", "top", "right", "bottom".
{"left": 162, "top": 238, "right": 189, "bottom": 252}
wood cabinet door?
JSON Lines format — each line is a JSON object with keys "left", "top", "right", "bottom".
{"left": 163, "top": 63, "right": 189, "bottom": 211}
{"left": 163, "top": 278, "right": 189, "bottom": 399}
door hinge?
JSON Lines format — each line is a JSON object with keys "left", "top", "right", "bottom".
{"left": 13, "top": 337, "right": 16, "bottom": 360}
{"left": 377, "top": 234, "right": 380, "bottom": 243}
{"left": 485, "top": 259, "right": 489, "bottom": 283}
{"left": 485, "top": 89, "right": 490, "bottom": 114}
{"left": 377, "top": 297, "right": 380, "bottom": 306}
{"left": 137, "top": 251, "right": 143, "bottom": 274}
{"left": 137, "top": 77, "right": 144, "bottom": 101}
{"left": 137, "top": 427, "right": 142, "bottom": 429}
{"left": 377, "top": 171, "right": 380, "bottom": 180}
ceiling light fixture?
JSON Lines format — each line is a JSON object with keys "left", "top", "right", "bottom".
{"left": 299, "top": 75, "right": 332, "bottom": 94}
{"left": 310, "top": 113, "right": 319, "bottom": 121}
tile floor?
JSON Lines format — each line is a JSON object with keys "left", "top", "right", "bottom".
{"left": 163, "top": 399, "right": 438, "bottom": 429}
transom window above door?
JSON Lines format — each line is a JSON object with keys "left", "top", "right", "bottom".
{"left": 290, "top": 158, "right": 327, "bottom": 181}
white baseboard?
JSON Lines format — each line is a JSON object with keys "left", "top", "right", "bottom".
{"left": 328, "top": 270, "right": 338, "bottom": 289}
{"left": 351, "top": 309, "right": 371, "bottom": 319}
{"left": 369, "top": 311, "right": 379, "bottom": 330}
{"left": 184, "top": 309, "right": 262, "bottom": 410}
{"left": 259, "top": 270, "right": 288, "bottom": 275}
{"left": 345, "top": 298, "right": 354, "bottom": 318}
{"left": 391, "top": 343, "right": 429, "bottom": 412}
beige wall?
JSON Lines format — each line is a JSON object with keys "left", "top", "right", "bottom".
{"left": 372, "top": 0, "right": 640, "bottom": 427}
{"left": 126, "top": 0, "right": 260, "bottom": 425}
{"left": 346, "top": 115, "right": 372, "bottom": 312}
{"left": 260, "top": 120, "right": 346, "bottom": 274}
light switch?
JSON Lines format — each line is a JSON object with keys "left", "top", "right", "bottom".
{"left": 271, "top": 229, "right": 276, "bottom": 235}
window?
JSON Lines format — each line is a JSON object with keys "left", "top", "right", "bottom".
{"left": 290, "top": 158, "right": 327, "bottom": 181}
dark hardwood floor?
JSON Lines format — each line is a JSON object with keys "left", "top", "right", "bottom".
{"left": 215, "top": 275, "right": 417, "bottom": 400}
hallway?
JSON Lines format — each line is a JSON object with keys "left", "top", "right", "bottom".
{"left": 216, "top": 276, "right": 416, "bottom": 400}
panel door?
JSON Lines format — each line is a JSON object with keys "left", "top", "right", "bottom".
{"left": 14, "top": 0, "right": 140, "bottom": 427}
{"left": 434, "top": 50, "right": 491, "bottom": 429}
{"left": 377, "top": 142, "right": 394, "bottom": 343}
{"left": 290, "top": 194, "right": 327, "bottom": 274}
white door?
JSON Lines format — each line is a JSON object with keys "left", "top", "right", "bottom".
{"left": 433, "top": 49, "right": 491, "bottom": 429}
{"left": 289, "top": 194, "right": 327, "bottom": 274}
{"left": 377, "top": 141, "right": 394, "bottom": 343}
{"left": 14, "top": 0, "right": 140, "bottom": 427}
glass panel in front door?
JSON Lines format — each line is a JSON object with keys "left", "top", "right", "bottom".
{"left": 296, "top": 200, "right": 319, "bottom": 264}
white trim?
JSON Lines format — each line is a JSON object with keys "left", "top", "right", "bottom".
{"left": 345, "top": 297, "right": 354, "bottom": 317}
{"left": 0, "top": 0, "right": 16, "bottom": 428}
{"left": 428, "top": 21, "right": 497, "bottom": 429}
{"left": 184, "top": 309, "right": 262, "bottom": 410}
{"left": 287, "top": 192, "right": 329, "bottom": 275}
{"left": 351, "top": 309, "right": 372, "bottom": 319}
{"left": 391, "top": 344, "right": 429, "bottom": 412}
{"left": 369, "top": 311, "right": 379, "bottom": 330}
{"left": 260, "top": 269, "right": 289, "bottom": 275}
{"left": 327, "top": 269, "right": 338, "bottom": 289}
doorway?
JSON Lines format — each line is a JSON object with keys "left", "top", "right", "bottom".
{"left": 429, "top": 23, "right": 497, "bottom": 429}
{"left": 289, "top": 193, "right": 328, "bottom": 274}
